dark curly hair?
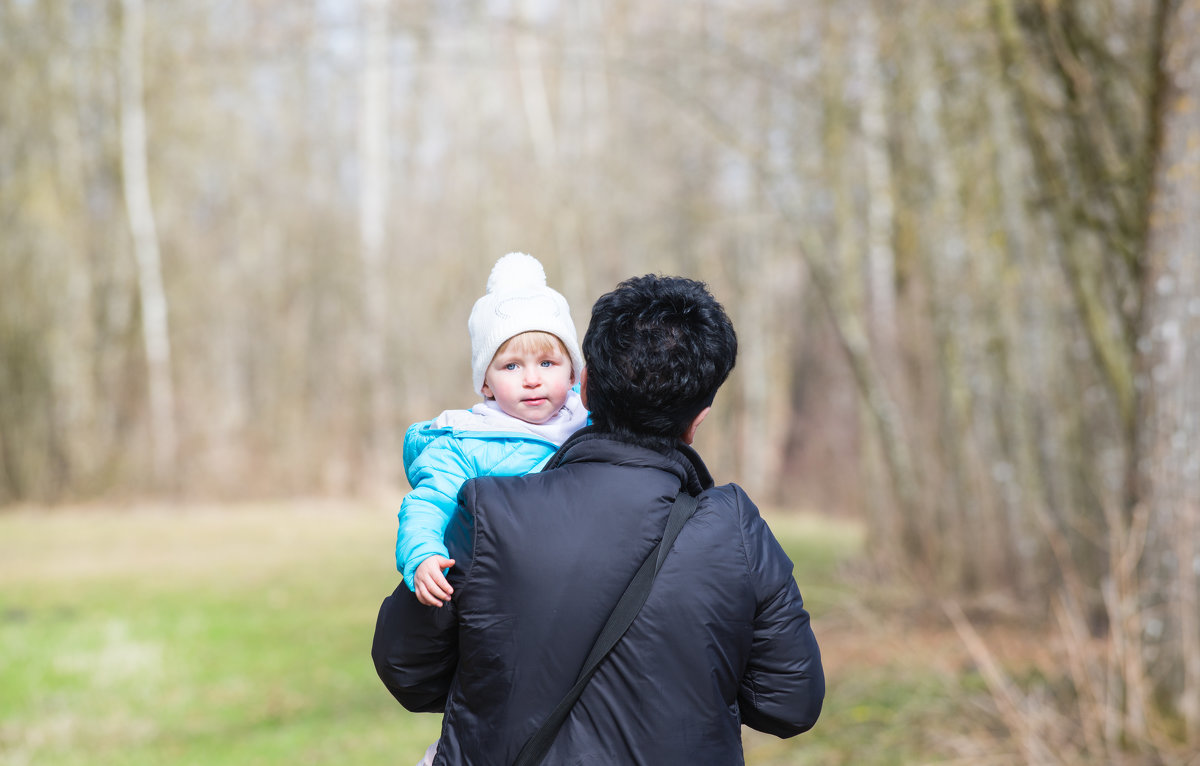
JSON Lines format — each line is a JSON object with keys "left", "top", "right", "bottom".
{"left": 582, "top": 274, "right": 737, "bottom": 446}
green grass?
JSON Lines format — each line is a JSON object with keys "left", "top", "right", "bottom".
{"left": 1, "top": 502, "right": 962, "bottom": 765}
{"left": 0, "top": 503, "right": 440, "bottom": 766}
{"left": 765, "top": 510, "right": 863, "bottom": 614}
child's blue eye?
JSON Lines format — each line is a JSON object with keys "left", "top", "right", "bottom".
{"left": 505, "top": 363, "right": 518, "bottom": 371}
{"left": 540, "top": 360, "right": 553, "bottom": 367}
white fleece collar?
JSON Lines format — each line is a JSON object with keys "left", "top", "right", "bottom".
{"left": 431, "top": 389, "right": 587, "bottom": 447}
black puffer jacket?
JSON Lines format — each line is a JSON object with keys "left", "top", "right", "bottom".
{"left": 373, "top": 429, "right": 824, "bottom": 765}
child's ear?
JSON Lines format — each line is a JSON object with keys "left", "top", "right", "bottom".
{"left": 481, "top": 382, "right": 494, "bottom": 400}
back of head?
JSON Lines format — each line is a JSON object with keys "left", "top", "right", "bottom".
{"left": 582, "top": 274, "right": 737, "bottom": 445}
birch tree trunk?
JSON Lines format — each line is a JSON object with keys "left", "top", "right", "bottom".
{"left": 359, "top": 0, "right": 393, "bottom": 486}
{"left": 120, "top": 0, "right": 176, "bottom": 486}
{"left": 1137, "top": 0, "right": 1200, "bottom": 741}
{"left": 854, "top": 3, "right": 897, "bottom": 356}
{"left": 514, "top": 1, "right": 557, "bottom": 173}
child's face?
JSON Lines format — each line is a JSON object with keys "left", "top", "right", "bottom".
{"left": 481, "top": 337, "right": 575, "bottom": 425}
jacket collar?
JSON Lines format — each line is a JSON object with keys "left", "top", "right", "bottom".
{"left": 427, "top": 390, "right": 587, "bottom": 446}
{"left": 543, "top": 425, "right": 714, "bottom": 496}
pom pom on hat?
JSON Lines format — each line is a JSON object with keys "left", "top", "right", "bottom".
{"left": 486, "top": 252, "right": 547, "bottom": 294}
{"left": 468, "top": 253, "right": 584, "bottom": 397}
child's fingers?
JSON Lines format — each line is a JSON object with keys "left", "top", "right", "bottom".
{"left": 416, "top": 581, "right": 445, "bottom": 607}
{"left": 413, "top": 556, "right": 457, "bottom": 607}
{"left": 420, "top": 594, "right": 443, "bottom": 607}
{"left": 429, "top": 570, "right": 454, "bottom": 600}
{"left": 417, "top": 575, "right": 453, "bottom": 606}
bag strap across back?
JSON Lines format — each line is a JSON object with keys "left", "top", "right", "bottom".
{"left": 512, "top": 489, "right": 699, "bottom": 766}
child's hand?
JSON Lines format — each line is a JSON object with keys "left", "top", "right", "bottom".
{"left": 414, "top": 555, "right": 456, "bottom": 607}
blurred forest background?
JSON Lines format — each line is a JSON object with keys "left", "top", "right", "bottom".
{"left": 2, "top": 0, "right": 1198, "bottom": 762}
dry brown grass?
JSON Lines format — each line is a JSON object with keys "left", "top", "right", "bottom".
{"left": 0, "top": 499, "right": 394, "bottom": 585}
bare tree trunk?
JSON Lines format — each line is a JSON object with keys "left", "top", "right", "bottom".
{"left": 359, "top": 0, "right": 394, "bottom": 487}
{"left": 985, "top": 83, "right": 1053, "bottom": 599}
{"left": 991, "top": 0, "right": 1137, "bottom": 435}
{"left": 798, "top": 4, "right": 922, "bottom": 562}
{"left": 906, "top": 19, "right": 979, "bottom": 589}
{"left": 735, "top": 227, "right": 773, "bottom": 499}
{"left": 1137, "top": 0, "right": 1200, "bottom": 742}
{"left": 854, "top": 3, "right": 897, "bottom": 356}
{"left": 514, "top": 1, "right": 557, "bottom": 173}
{"left": 120, "top": 0, "right": 176, "bottom": 486}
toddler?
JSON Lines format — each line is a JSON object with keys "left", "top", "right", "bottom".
{"left": 396, "top": 252, "right": 588, "bottom": 608}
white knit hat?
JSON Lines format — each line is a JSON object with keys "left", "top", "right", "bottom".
{"left": 468, "top": 253, "right": 584, "bottom": 397}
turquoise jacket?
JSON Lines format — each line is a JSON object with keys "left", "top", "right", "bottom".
{"left": 395, "top": 390, "right": 587, "bottom": 590}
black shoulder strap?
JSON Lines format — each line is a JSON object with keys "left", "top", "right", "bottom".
{"left": 513, "top": 490, "right": 700, "bottom": 766}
